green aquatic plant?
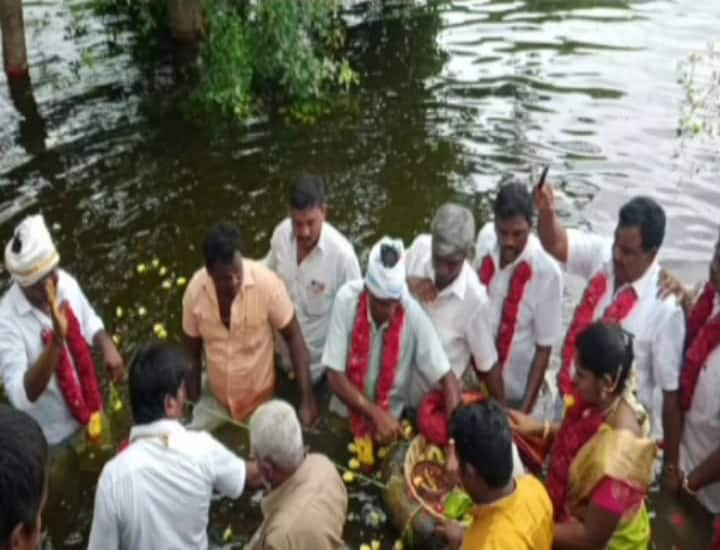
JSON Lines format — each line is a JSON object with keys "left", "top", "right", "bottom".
{"left": 678, "top": 40, "right": 720, "bottom": 138}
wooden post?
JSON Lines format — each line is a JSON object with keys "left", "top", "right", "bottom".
{"left": 167, "top": 0, "right": 205, "bottom": 42}
{"left": 0, "top": 0, "right": 28, "bottom": 78}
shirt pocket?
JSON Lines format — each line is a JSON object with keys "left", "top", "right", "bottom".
{"left": 303, "top": 280, "right": 333, "bottom": 317}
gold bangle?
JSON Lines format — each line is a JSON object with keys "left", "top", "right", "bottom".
{"left": 683, "top": 475, "right": 698, "bottom": 496}
{"left": 542, "top": 421, "right": 551, "bottom": 441}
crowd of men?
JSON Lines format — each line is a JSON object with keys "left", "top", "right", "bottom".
{"left": 1, "top": 173, "right": 720, "bottom": 549}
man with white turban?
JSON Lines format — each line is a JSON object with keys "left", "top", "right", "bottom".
{"left": 406, "top": 203, "right": 505, "bottom": 404}
{"left": 324, "top": 237, "right": 461, "bottom": 444}
{"left": 0, "top": 214, "right": 124, "bottom": 446}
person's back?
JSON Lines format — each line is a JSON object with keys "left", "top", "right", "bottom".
{"left": 462, "top": 474, "right": 553, "bottom": 550}
{"left": 88, "top": 344, "right": 250, "bottom": 550}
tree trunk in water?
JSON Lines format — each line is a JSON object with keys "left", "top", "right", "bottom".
{"left": 0, "top": 0, "right": 28, "bottom": 78}
{"left": 167, "top": 0, "right": 205, "bottom": 42}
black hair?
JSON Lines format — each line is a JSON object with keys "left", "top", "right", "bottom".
{"left": 618, "top": 196, "right": 666, "bottom": 251}
{"left": 288, "top": 174, "right": 326, "bottom": 210}
{"left": 203, "top": 222, "right": 242, "bottom": 269}
{"left": 450, "top": 399, "right": 513, "bottom": 489}
{"left": 0, "top": 405, "right": 48, "bottom": 547}
{"left": 494, "top": 182, "right": 534, "bottom": 224}
{"left": 576, "top": 321, "right": 634, "bottom": 394}
{"left": 129, "top": 344, "right": 190, "bottom": 425}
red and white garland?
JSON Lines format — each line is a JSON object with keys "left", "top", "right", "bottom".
{"left": 559, "top": 273, "right": 638, "bottom": 396}
{"left": 680, "top": 282, "right": 720, "bottom": 411}
{"left": 478, "top": 254, "right": 533, "bottom": 369}
{"left": 347, "top": 291, "right": 405, "bottom": 438}
{"left": 42, "top": 304, "right": 103, "bottom": 425}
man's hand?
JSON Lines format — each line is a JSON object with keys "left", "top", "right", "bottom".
{"left": 533, "top": 180, "right": 556, "bottom": 213}
{"left": 657, "top": 268, "right": 691, "bottom": 311}
{"left": 103, "top": 341, "right": 125, "bottom": 384}
{"left": 370, "top": 406, "right": 401, "bottom": 444}
{"left": 299, "top": 395, "right": 320, "bottom": 429}
{"left": 433, "top": 519, "right": 465, "bottom": 550}
{"left": 46, "top": 278, "right": 68, "bottom": 341}
{"left": 507, "top": 408, "right": 544, "bottom": 438}
{"left": 662, "top": 463, "right": 683, "bottom": 494}
{"left": 407, "top": 276, "right": 438, "bottom": 303}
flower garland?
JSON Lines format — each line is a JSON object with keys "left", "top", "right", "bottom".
{"left": 42, "top": 304, "right": 103, "bottom": 425}
{"left": 679, "top": 282, "right": 720, "bottom": 411}
{"left": 478, "top": 254, "right": 533, "bottom": 369}
{"left": 559, "top": 273, "right": 638, "bottom": 396}
{"left": 347, "top": 290, "right": 405, "bottom": 438}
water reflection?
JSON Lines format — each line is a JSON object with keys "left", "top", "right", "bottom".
{"left": 1, "top": 0, "right": 720, "bottom": 548}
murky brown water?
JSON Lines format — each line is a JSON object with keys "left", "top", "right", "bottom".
{"left": 1, "top": 0, "right": 719, "bottom": 548}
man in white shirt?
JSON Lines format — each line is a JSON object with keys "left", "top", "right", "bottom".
{"left": 675, "top": 233, "right": 720, "bottom": 515}
{"left": 535, "top": 183, "right": 685, "bottom": 473}
{"left": 265, "top": 175, "right": 361, "bottom": 382}
{"left": 474, "top": 184, "right": 563, "bottom": 415}
{"left": 0, "top": 214, "right": 124, "bottom": 446}
{"left": 405, "top": 203, "right": 504, "bottom": 404}
{"left": 88, "top": 344, "right": 261, "bottom": 550}
{"left": 325, "top": 237, "right": 461, "bottom": 444}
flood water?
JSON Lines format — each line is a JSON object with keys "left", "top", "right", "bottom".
{"left": 1, "top": 0, "right": 719, "bottom": 548}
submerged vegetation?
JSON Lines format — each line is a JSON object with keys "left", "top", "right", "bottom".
{"left": 93, "top": 0, "right": 358, "bottom": 121}
{"left": 678, "top": 40, "right": 720, "bottom": 138}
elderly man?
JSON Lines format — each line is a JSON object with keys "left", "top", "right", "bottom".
{"left": 247, "top": 399, "right": 347, "bottom": 550}
{"left": 474, "top": 184, "right": 563, "bottom": 415}
{"left": 88, "top": 344, "right": 261, "bottom": 550}
{"left": 0, "top": 405, "right": 49, "bottom": 550}
{"left": 406, "top": 203, "right": 504, "bottom": 404}
{"left": 0, "top": 214, "right": 124, "bottom": 446}
{"left": 535, "top": 184, "right": 685, "bottom": 477}
{"left": 324, "top": 236, "right": 461, "bottom": 444}
{"left": 264, "top": 175, "right": 361, "bottom": 382}
{"left": 183, "top": 222, "right": 318, "bottom": 429}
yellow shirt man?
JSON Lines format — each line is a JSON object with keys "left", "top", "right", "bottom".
{"left": 462, "top": 475, "right": 553, "bottom": 550}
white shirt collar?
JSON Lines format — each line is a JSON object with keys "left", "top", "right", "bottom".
{"left": 130, "top": 418, "right": 185, "bottom": 442}
{"left": 615, "top": 260, "right": 659, "bottom": 300}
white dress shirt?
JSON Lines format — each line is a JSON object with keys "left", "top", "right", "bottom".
{"left": 0, "top": 269, "right": 104, "bottom": 445}
{"left": 405, "top": 234, "right": 498, "bottom": 381}
{"left": 474, "top": 224, "right": 564, "bottom": 404}
{"left": 565, "top": 229, "right": 686, "bottom": 439}
{"left": 323, "top": 279, "right": 451, "bottom": 415}
{"left": 265, "top": 219, "right": 361, "bottom": 381}
{"left": 87, "top": 419, "right": 247, "bottom": 550}
{"left": 680, "top": 294, "right": 720, "bottom": 514}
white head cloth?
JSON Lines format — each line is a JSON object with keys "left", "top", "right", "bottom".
{"left": 4, "top": 214, "right": 59, "bottom": 287}
{"left": 365, "top": 236, "right": 406, "bottom": 300}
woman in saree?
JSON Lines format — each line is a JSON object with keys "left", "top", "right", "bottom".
{"left": 510, "top": 321, "right": 656, "bottom": 549}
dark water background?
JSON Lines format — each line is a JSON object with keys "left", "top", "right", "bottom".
{"left": 1, "top": 0, "right": 719, "bottom": 547}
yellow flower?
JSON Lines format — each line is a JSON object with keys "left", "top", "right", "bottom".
{"left": 222, "top": 526, "right": 233, "bottom": 542}
{"left": 564, "top": 394, "right": 576, "bottom": 410}
{"left": 113, "top": 398, "right": 123, "bottom": 412}
{"left": 151, "top": 258, "right": 160, "bottom": 268}
{"left": 137, "top": 306, "right": 147, "bottom": 317}
{"left": 161, "top": 280, "right": 172, "bottom": 290}
{"left": 371, "top": 541, "right": 381, "bottom": 550}
{"left": 136, "top": 263, "right": 147, "bottom": 274}
{"left": 355, "top": 436, "right": 374, "bottom": 467}
{"left": 112, "top": 334, "right": 121, "bottom": 345}
{"left": 377, "top": 446, "right": 389, "bottom": 459}
{"left": 393, "top": 541, "right": 404, "bottom": 550}
{"left": 158, "top": 266, "right": 168, "bottom": 277}
{"left": 348, "top": 458, "right": 360, "bottom": 470}
{"left": 176, "top": 276, "right": 188, "bottom": 287}
{"left": 347, "top": 442, "right": 357, "bottom": 454}
{"left": 360, "top": 545, "right": 371, "bottom": 550}
{"left": 115, "top": 306, "right": 123, "bottom": 319}
{"left": 87, "top": 412, "right": 103, "bottom": 439}
{"left": 342, "top": 470, "right": 355, "bottom": 483}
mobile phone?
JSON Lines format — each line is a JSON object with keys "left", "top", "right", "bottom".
{"left": 537, "top": 165, "right": 550, "bottom": 189}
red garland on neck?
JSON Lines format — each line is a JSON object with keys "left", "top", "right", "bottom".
{"left": 347, "top": 291, "right": 405, "bottom": 438}
{"left": 42, "top": 304, "right": 103, "bottom": 425}
{"left": 559, "top": 273, "right": 637, "bottom": 396}
{"left": 680, "top": 282, "right": 720, "bottom": 411}
{"left": 478, "top": 254, "right": 533, "bottom": 369}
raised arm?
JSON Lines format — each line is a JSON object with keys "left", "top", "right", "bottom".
{"left": 534, "top": 183, "right": 569, "bottom": 264}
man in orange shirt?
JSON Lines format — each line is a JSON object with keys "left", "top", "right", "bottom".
{"left": 182, "top": 223, "right": 318, "bottom": 428}
{"left": 438, "top": 400, "right": 553, "bottom": 550}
